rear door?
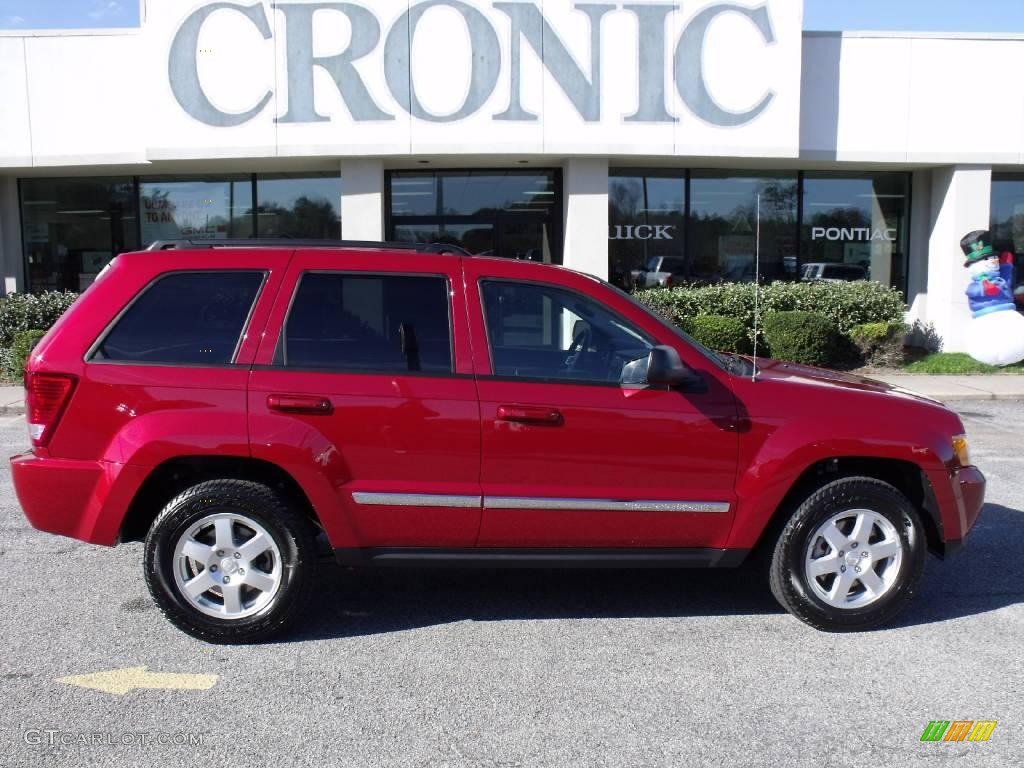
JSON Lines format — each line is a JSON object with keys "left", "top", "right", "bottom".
{"left": 464, "top": 259, "right": 740, "bottom": 548}
{"left": 249, "top": 249, "right": 481, "bottom": 548}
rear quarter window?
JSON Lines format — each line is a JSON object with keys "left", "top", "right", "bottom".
{"left": 91, "top": 271, "right": 265, "bottom": 364}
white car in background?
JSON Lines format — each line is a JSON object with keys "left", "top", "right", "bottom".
{"left": 630, "top": 256, "right": 688, "bottom": 288}
{"left": 801, "top": 262, "right": 868, "bottom": 282}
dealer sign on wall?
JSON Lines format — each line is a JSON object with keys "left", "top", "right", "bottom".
{"left": 146, "top": 0, "right": 802, "bottom": 159}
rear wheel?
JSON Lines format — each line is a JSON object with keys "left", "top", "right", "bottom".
{"left": 144, "top": 479, "right": 315, "bottom": 643}
{"left": 769, "top": 476, "right": 926, "bottom": 631}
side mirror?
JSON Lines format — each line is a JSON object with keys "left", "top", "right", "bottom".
{"left": 646, "top": 345, "right": 699, "bottom": 388}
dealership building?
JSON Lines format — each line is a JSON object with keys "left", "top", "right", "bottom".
{"left": 2, "top": 0, "right": 1024, "bottom": 352}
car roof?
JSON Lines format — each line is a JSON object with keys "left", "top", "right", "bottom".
{"left": 116, "top": 242, "right": 588, "bottom": 282}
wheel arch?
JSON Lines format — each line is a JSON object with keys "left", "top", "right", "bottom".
{"left": 119, "top": 455, "right": 321, "bottom": 543}
{"left": 747, "top": 456, "right": 944, "bottom": 561}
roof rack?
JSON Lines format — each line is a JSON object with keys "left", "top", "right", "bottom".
{"left": 145, "top": 238, "right": 472, "bottom": 256}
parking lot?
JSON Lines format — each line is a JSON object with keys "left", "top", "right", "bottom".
{"left": 0, "top": 401, "right": 1021, "bottom": 767}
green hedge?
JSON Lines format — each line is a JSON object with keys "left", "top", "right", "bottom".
{"left": 849, "top": 321, "right": 909, "bottom": 368}
{"left": 7, "top": 329, "right": 46, "bottom": 379}
{"left": 0, "top": 291, "right": 79, "bottom": 348}
{"left": 0, "top": 292, "right": 79, "bottom": 381}
{"left": 682, "top": 315, "right": 751, "bottom": 354}
{"left": 762, "top": 311, "right": 840, "bottom": 367}
{"left": 635, "top": 281, "right": 909, "bottom": 367}
{"left": 635, "top": 281, "right": 906, "bottom": 341}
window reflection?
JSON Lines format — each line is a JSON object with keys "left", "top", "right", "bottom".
{"left": 257, "top": 173, "right": 341, "bottom": 239}
{"left": 390, "top": 171, "right": 557, "bottom": 217}
{"left": 20, "top": 177, "right": 138, "bottom": 292}
{"left": 802, "top": 172, "right": 909, "bottom": 291}
{"left": 388, "top": 170, "right": 561, "bottom": 264}
{"left": 990, "top": 174, "right": 1024, "bottom": 307}
{"left": 689, "top": 173, "right": 798, "bottom": 284}
{"left": 139, "top": 176, "right": 253, "bottom": 242}
{"left": 608, "top": 172, "right": 686, "bottom": 289}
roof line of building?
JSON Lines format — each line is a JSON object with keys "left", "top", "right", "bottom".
{"left": 804, "top": 30, "right": 1024, "bottom": 41}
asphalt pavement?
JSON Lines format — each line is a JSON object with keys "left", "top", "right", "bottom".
{"left": 0, "top": 403, "right": 1021, "bottom": 767}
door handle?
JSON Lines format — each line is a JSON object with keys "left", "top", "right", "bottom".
{"left": 267, "top": 394, "right": 333, "bottom": 415}
{"left": 497, "top": 405, "right": 563, "bottom": 425}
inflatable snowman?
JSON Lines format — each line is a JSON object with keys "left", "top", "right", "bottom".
{"left": 960, "top": 230, "right": 1024, "bottom": 366}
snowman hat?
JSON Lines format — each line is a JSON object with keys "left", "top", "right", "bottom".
{"left": 961, "top": 230, "right": 996, "bottom": 266}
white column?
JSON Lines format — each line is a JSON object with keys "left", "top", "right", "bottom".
{"left": 925, "top": 165, "right": 992, "bottom": 353}
{"left": 905, "top": 169, "right": 933, "bottom": 332}
{"left": 0, "top": 176, "right": 23, "bottom": 295}
{"left": 562, "top": 158, "right": 609, "bottom": 280}
{"left": 339, "top": 159, "right": 384, "bottom": 241}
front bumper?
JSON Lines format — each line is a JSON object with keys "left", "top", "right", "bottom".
{"left": 10, "top": 453, "right": 148, "bottom": 546}
{"left": 944, "top": 465, "right": 986, "bottom": 557}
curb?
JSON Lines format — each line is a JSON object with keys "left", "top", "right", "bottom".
{"left": 929, "top": 394, "right": 1024, "bottom": 402}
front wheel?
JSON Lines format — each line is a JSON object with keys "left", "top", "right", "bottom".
{"left": 769, "top": 477, "right": 927, "bottom": 632}
{"left": 144, "top": 479, "right": 316, "bottom": 643}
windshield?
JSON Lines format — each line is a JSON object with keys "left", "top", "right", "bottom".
{"left": 645, "top": 257, "right": 662, "bottom": 271}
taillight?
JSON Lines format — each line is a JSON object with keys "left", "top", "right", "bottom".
{"left": 665, "top": 275, "right": 673, "bottom": 288}
{"left": 25, "top": 371, "right": 76, "bottom": 448}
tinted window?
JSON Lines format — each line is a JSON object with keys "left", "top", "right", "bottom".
{"left": 282, "top": 273, "right": 452, "bottom": 373}
{"left": 481, "top": 281, "right": 653, "bottom": 384}
{"left": 94, "top": 272, "right": 264, "bottom": 364}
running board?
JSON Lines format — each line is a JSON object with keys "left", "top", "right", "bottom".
{"left": 333, "top": 547, "right": 749, "bottom": 569}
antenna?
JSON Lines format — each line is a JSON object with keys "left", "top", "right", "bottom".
{"left": 751, "top": 193, "right": 761, "bottom": 382}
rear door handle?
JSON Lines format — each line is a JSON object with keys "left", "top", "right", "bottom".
{"left": 497, "top": 405, "right": 563, "bottom": 425}
{"left": 267, "top": 394, "right": 333, "bottom": 415}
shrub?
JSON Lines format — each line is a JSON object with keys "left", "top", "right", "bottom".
{"left": 7, "top": 329, "right": 46, "bottom": 379}
{"left": 634, "top": 281, "right": 907, "bottom": 349}
{"left": 0, "top": 291, "right": 79, "bottom": 348}
{"left": 850, "top": 321, "right": 908, "bottom": 367}
{"left": 682, "top": 315, "right": 751, "bottom": 354}
{"left": 762, "top": 311, "right": 840, "bottom": 367}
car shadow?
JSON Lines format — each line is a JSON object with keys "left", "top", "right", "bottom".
{"left": 291, "top": 564, "right": 784, "bottom": 642}
{"left": 891, "top": 503, "right": 1024, "bottom": 629}
{"left": 285, "top": 503, "right": 1024, "bottom": 642}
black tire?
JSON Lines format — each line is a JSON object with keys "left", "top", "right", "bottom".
{"left": 144, "top": 479, "right": 316, "bottom": 643}
{"left": 769, "top": 476, "right": 926, "bottom": 632}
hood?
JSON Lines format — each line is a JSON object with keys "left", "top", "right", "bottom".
{"left": 749, "top": 358, "right": 943, "bottom": 405}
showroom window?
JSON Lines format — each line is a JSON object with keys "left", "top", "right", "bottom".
{"left": 256, "top": 172, "right": 342, "bottom": 239}
{"left": 20, "top": 172, "right": 346, "bottom": 293}
{"left": 608, "top": 171, "right": 686, "bottom": 290}
{"left": 990, "top": 174, "right": 1024, "bottom": 300}
{"left": 802, "top": 172, "right": 910, "bottom": 292}
{"left": 20, "top": 177, "right": 138, "bottom": 292}
{"left": 387, "top": 170, "right": 561, "bottom": 263}
{"left": 139, "top": 176, "right": 254, "bottom": 242}
{"left": 689, "top": 172, "right": 799, "bottom": 284}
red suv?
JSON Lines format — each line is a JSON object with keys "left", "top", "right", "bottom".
{"left": 11, "top": 241, "right": 985, "bottom": 642}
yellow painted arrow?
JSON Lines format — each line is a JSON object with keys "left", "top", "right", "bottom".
{"left": 57, "top": 666, "right": 218, "bottom": 695}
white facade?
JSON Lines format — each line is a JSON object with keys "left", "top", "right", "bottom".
{"left": 1, "top": 1, "right": 1024, "bottom": 351}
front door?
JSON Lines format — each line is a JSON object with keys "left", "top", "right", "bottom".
{"left": 249, "top": 250, "right": 481, "bottom": 548}
{"left": 464, "top": 262, "right": 740, "bottom": 548}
